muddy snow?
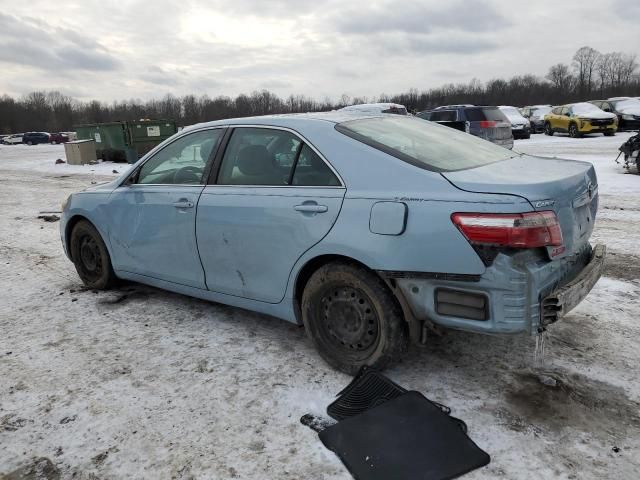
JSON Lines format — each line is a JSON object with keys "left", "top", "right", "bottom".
{"left": 1, "top": 133, "right": 639, "bottom": 479}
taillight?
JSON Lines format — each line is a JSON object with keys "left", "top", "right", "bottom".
{"left": 479, "top": 120, "right": 496, "bottom": 128}
{"left": 451, "top": 211, "right": 563, "bottom": 248}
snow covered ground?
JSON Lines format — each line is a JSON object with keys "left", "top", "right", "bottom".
{"left": 1, "top": 133, "right": 639, "bottom": 479}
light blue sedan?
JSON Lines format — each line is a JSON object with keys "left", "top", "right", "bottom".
{"left": 60, "top": 113, "right": 605, "bottom": 373}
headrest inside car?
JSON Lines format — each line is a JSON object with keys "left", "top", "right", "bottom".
{"left": 237, "top": 145, "right": 273, "bottom": 176}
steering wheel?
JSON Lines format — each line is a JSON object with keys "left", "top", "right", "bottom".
{"left": 173, "top": 166, "right": 203, "bottom": 184}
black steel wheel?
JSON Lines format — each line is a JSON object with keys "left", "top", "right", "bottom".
{"left": 70, "top": 220, "right": 117, "bottom": 289}
{"left": 302, "top": 261, "right": 408, "bottom": 375}
{"left": 544, "top": 122, "right": 554, "bottom": 136}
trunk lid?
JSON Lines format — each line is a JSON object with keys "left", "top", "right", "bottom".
{"left": 442, "top": 154, "right": 598, "bottom": 260}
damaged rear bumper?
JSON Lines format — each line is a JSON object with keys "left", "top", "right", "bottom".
{"left": 382, "top": 243, "right": 605, "bottom": 336}
{"left": 541, "top": 244, "right": 606, "bottom": 326}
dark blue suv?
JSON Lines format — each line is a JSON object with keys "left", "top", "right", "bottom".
{"left": 417, "top": 105, "right": 513, "bottom": 149}
{"left": 22, "top": 132, "right": 51, "bottom": 145}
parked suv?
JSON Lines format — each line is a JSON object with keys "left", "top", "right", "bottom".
{"left": 521, "top": 105, "right": 552, "bottom": 133}
{"left": 22, "top": 132, "right": 51, "bottom": 145}
{"left": 589, "top": 98, "right": 640, "bottom": 131}
{"left": 544, "top": 103, "right": 617, "bottom": 138}
{"left": 417, "top": 105, "right": 513, "bottom": 149}
{"left": 498, "top": 106, "right": 531, "bottom": 139}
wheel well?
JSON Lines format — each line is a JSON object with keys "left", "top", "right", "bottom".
{"left": 65, "top": 215, "right": 91, "bottom": 260}
{"left": 292, "top": 254, "right": 404, "bottom": 325}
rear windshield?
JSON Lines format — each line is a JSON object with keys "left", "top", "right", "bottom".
{"left": 335, "top": 116, "right": 517, "bottom": 172}
{"left": 465, "top": 108, "right": 508, "bottom": 122}
{"left": 381, "top": 106, "right": 408, "bottom": 115}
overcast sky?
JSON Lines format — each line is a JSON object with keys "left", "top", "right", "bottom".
{"left": 0, "top": 0, "right": 638, "bottom": 102}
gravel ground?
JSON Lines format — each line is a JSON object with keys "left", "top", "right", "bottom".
{"left": 1, "top": 134, "right": 639, "bottom": 479}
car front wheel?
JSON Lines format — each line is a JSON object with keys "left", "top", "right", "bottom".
{"left": 544, "top": 122, "right": 554, "bottom": 136}
{"left": 569, "top": 123, "right": 581, "bottom": 138}
{"left": 70, "top": 220, "right": 117, "bottom": 289}
{"left": 301, "top": 261, "right": 409, "bottom": 375}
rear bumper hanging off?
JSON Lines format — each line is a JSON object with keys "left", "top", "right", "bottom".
{"left": 541, "top": 244, "right": 606, "bottom": 326}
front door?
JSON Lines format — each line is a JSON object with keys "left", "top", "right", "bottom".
{"left": 196, "top": 126, "right": 345, "bottom": 303}
{"left": 107, "top": 128, "right": 224, "bottom": 288}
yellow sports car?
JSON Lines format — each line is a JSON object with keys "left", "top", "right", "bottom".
{"left": 544, "top": 102, "right": 617, "bottom": 137}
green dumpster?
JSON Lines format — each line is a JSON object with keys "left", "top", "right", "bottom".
{"left": 74, "top": 120, "right": 177, "bottom": 163}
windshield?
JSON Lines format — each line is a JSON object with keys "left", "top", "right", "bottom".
{"left": 571, "top": 103, "right": 601, "bottom": 115}
{"left": 335, "top": 116, "right": 517, "bottom": 172}
{"left": 611, "top": 99, "right": 640, "bottom": 110}
{"left": 531, "top": 106, "right": 551, "bottom": 117}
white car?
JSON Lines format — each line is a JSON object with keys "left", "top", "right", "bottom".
{"left": 338, "top": 103, "right": 408, "bottom": 115}
{"left": 498, "top": 106, "right": 531, "bottom": 139}
{"left": 2, "top": 134, "right": 24, "bottom": 145}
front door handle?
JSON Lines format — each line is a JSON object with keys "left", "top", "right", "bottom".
{"left": 173, "top": 200, "right": 194, "bottom": 209}
{"left": 294, "top": 204, "right": 328, "bottom": 213}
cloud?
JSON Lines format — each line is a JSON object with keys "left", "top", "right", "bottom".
{"left": 0, "top": 13, "right": 120, "bottom": 72}
{"left": 334, "top": 0, "right": 511, "bottom": 35}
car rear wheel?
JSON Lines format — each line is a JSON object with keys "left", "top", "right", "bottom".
{"left": 603, "top": 131, "right": 615, "bottom": 137}
{"left": 301, "top": 261, "right": 409, "bottom": 375}
{"left": 26, "top": 140, "right": 33, "bottom": 145}
{"left": 70, "top": 220, "right": 117, "bottom": 289}
{"left": 544, "top": 122, "right": 554, "bottom": 136}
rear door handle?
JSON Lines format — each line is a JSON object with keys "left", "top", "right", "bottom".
{"left": 173, "top": 200, "right": 194, "bottom": 209}
{"left": 294, "top": 204, "right": 328, "bottom": 213}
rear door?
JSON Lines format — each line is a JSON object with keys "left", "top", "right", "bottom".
{"left": 107, "top": 128, "right": 224, "bottom": 288}
{"left": 196, "top": 126, "right": 345, "bottom": 303}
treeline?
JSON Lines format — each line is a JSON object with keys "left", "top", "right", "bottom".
{"left": 0, "top": 46, "right": 638, "bottom": 134}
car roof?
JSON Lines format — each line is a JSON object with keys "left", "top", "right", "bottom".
{"left": 182, "top": 111, "right": 388, "bottom": 133}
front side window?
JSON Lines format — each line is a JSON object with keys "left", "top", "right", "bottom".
{"left": 218, "top": 128, "right": 340, "bottom": 186}
{"left": 336, "top": 116, "right": 517, "bottom": 172}
{"left": 137, "top": 129, "right": 223, "bottom": 185}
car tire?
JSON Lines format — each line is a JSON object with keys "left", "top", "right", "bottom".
{"left": 544, "top": 123, "right": 554, "bottom": 136}
{"left": 27, "top": 140, "right": 33, "bottom": 145}
{"left": 604, "top": 131, "right": 615, "bottom": 137}
{"left": 301, "top": 261, "right": 409, "bottom": 375}
{"left": 523, "top": 133, "right": 531, "bottom": 140}
{"left": 70, "top": 220, "right": 117, "bottom": 290}
{"left": 569, "top": 123, "right": 581, "bottom": 138}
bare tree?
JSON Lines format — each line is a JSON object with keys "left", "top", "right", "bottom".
{"left": 572, "top": 46, "right": 600, "bottom": 96}
{"left": 546, "top": 63, "right": 575, "bottom": 91}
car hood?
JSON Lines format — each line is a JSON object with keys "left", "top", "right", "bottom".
{"left": 618, "top": 106, "right": 640, "bottom": 116}
{"left": 442, "top": 154, "right": 598, "bottom": 259}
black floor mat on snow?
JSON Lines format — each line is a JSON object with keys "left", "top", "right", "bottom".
{"left": 319, "top": 391, "right": 490, "bottom": 480}
{"left": 327, "top": 367, "right": 467, "bottom": 433}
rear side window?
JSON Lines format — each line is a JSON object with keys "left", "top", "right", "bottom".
{"left": 336, "top": 116, "right": 516, "bottom": 172}
{"left": 464, "top": 108, "right": 508, "bottom": 122}
{"left": 291, "top": 145, "right": 340, "bottom": 186}
{"left": 429, "top": 110, "right": 458, "bottom": 122}
{"left": 217, "top": 128, "right": 340, "bottom": 186}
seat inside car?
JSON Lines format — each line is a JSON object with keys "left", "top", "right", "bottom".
{"left": 233, "top": 144, "right": 284, "bottom": 185}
